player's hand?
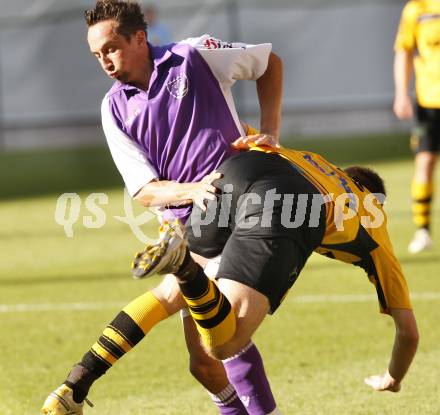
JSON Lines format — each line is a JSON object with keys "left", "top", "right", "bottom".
{"left": 393, "top": 94, "right": 413, "bottom": 120}
{"left": 191, "top": 172, "right": 222, "bottom": 211}
{"left": 232, "top": 134, "right": 280, "bottom": 149}
{"left": 364, "top": 371, "right": 401, "bottom": 392}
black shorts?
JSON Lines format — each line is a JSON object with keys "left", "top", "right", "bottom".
{"left": 411, "top": 104, "right": 440, "bottom": 153}
{"left": 186, "top": 151, "right": 326, "bottom": 313}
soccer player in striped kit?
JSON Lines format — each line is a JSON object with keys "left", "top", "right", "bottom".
{"left": 42, "top": 1, "right": 282, "bottom": 414}
{"left": 131, "top": 146, "right": 419, "bottom": 402}
{"left": 393, "top": 0, "right": 440, "bottom": 253}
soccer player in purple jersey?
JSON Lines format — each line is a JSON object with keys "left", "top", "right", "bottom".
{"left": 42, "top": 1, "right": 282, "bottom": 414}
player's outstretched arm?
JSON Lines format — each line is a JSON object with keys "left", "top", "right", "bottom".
{"left": 257, "top": 52, "right": 283, "bottom": 139}
{"left": 365, "top": 308, "right": 418, "bottom": 392}
{"left": 232, "top": 53, "right": 283, "bottom": 150}
{"left": 134, "top": 172, "right": 222, "bottom": 211}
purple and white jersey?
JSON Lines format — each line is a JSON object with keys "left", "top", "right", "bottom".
{"left": 101, "top": 34, "right": 272, "bottom": 220}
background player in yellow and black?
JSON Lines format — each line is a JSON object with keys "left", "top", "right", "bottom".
{"left": 133, "top": 145, "right": 419, "bottom": 398}
{"left": 393, "top": 0, "right": 440, "bottom": 253}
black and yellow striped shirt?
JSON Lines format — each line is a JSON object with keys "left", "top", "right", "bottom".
{"left": 252, "top": 145, "right": 412, "bottom": 314}
{"left": 395, "top": 0, "right": 440, "bottom": 108}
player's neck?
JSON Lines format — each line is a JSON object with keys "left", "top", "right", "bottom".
{"left": 130, "top": 51, "right": 154, "bottom": 91}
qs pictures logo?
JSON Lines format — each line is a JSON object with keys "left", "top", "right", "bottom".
{"left": 54, "top": 188, "right": 161, "bottom": 244}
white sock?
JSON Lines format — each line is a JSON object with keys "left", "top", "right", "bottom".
{"left": 208, "top": 383, "right": 239, "bottom": 407}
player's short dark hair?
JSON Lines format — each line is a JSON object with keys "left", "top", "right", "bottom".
{"left": 84, "top": 0, "right": 147, "bottom": 40}
{"left": 344, "top": 166, "right": 386, "bottom": 197}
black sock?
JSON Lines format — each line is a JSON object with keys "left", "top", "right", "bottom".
{"left": 178, "top": 264, "right": 211, "bottom": 299}
{"left": 174, "top": 249, "right": 203, "bottom": 283}
{"left": 65, "top": 364, "right": 100, "bottom": 403}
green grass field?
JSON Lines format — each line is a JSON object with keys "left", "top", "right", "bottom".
{"left": 1, "top": 136, "right": 439, "bottom": 414}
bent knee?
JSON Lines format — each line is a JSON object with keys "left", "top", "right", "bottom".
{"left": 208, "top": 336, "right": 250, "bottom": 360}
{"left": 415, "top": 152, "right": 437, "bottom": 172}
{"left": 152, "top": 274, "right": 185, "bottom": 314}
{"left": 209, "top": 346, "right": 231, "bottom": 361}
{"left": 189, "top": 356, "right": 225, "bottom": 384}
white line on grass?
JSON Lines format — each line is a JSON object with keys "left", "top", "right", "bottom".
{"left": 292, "top": 292, "right": 440, "bottom": 304}
{"left": 0, "top": 302, "right": 126, "bottom": 313}
{"left": 0, "top": 292, "right": 439, "bottom": 313}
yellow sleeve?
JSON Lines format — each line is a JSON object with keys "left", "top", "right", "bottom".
{"left": 370, "top": 226, "right": 412, "bottom": 314}
{"left": 394, "top": 1, "right": 419, "bottom": 52}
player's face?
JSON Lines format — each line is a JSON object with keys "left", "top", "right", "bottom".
{"left": 88, "top": 19, "right": 146, "bottom": 84}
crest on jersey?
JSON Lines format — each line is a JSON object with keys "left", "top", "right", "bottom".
{"left": 166, "top": 74, "right": 189, "bottom": 99}
{"left": 203, "top": 37, "right": 233, "bottom": 49}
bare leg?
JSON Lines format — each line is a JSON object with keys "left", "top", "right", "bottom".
{"left": 175, "top": 254, "right": 279, "bottom": 415}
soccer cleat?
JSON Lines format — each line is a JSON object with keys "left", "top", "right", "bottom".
{"left": 408, "top": 228, "right": 433, "bottom": 254}
{"left": 41, "top": 384, "right": 93, "bottom": 415}
{"left": 131, "top": 219, "right": 188, "bottom": 279}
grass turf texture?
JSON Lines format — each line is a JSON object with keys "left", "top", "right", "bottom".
{"left": 0, "top": 132, "right": 411, "bottom": 200}
{"left": 1, "top": 135, "right": 439, "bottom": 414}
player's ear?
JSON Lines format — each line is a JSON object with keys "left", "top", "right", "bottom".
{"left": 135, "top": 30, "right": 146, "bottom": 46}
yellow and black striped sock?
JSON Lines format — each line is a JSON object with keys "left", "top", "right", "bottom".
{"left": 178, "top": 264, "right": 236, "bottom": 349}
{"left": 411, "top": 181, "right": 434, "bottom": 230}
{"left": 66, "top": 291, "right": 168, "bottom": 401}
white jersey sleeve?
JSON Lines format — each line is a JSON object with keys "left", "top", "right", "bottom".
{"left": 181, "top": 34, "right": 272, "bottom": 85}
{"left": 101, "top": 97, "right": 158, "bottom": 196}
